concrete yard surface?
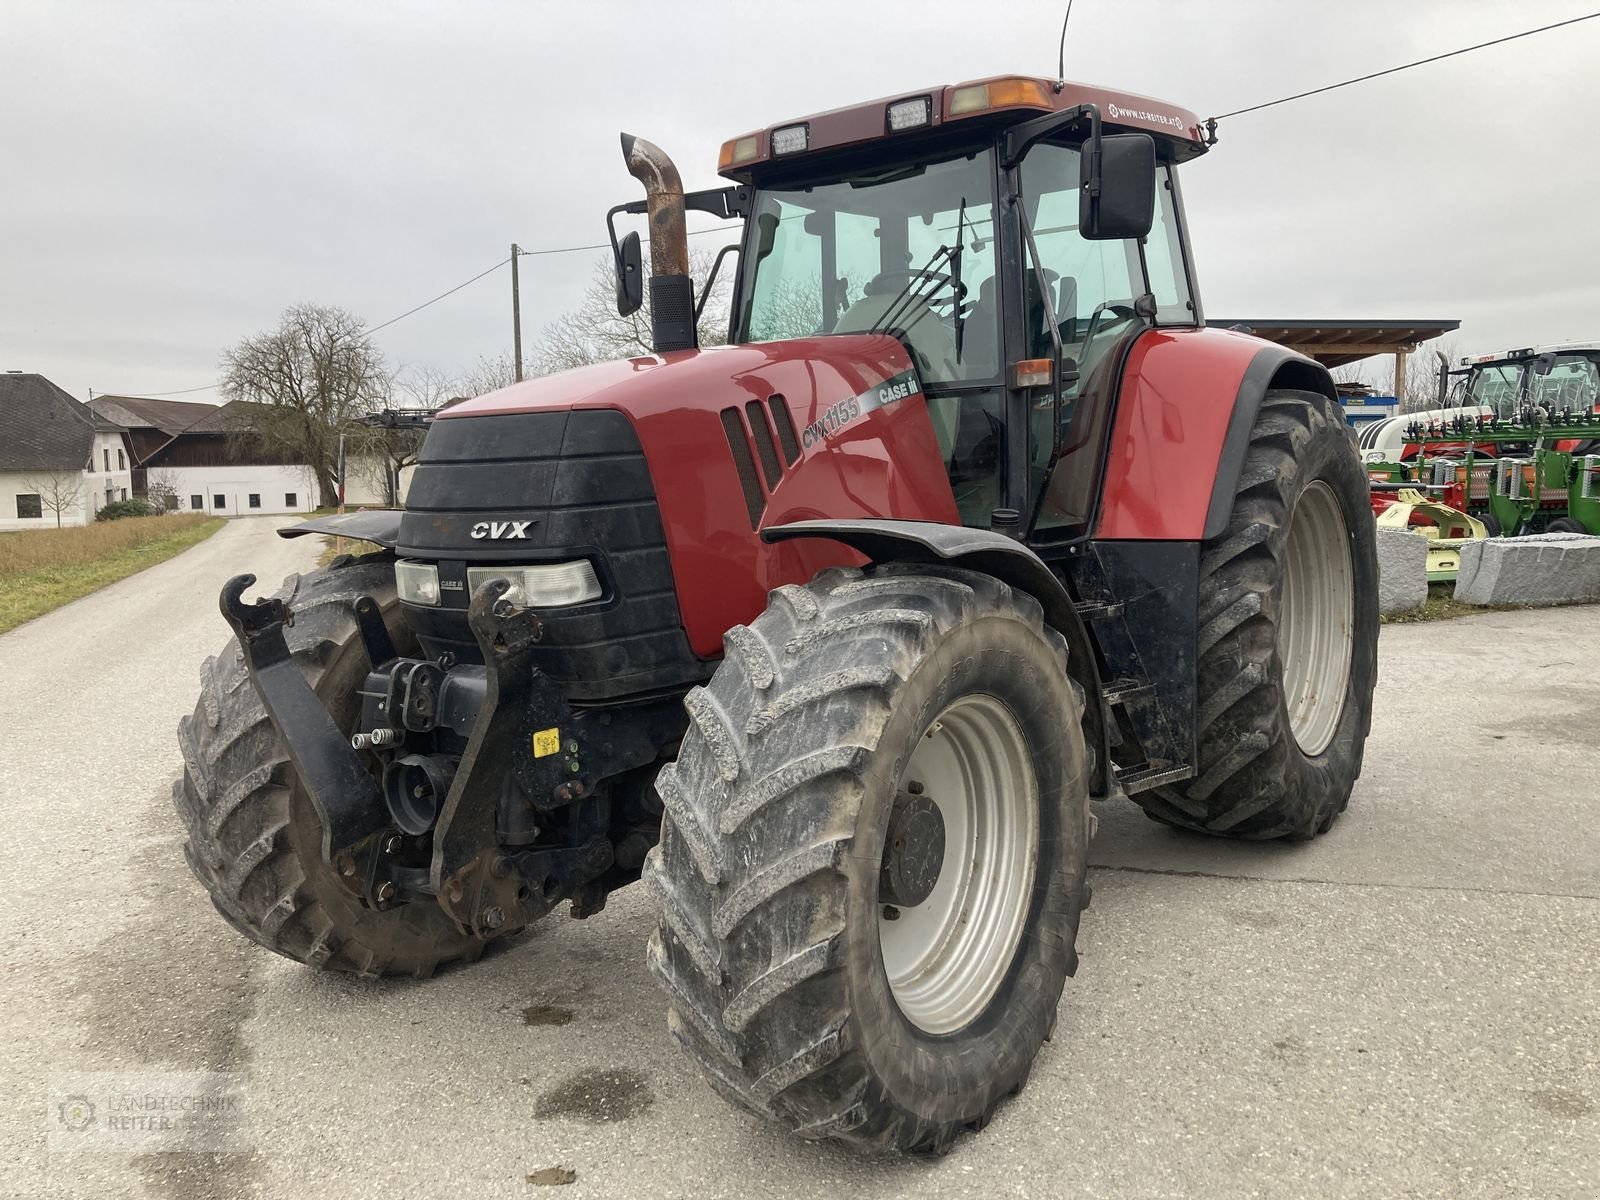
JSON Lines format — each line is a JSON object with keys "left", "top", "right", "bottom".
{"left": 2, "top": 518, "right": 1596, "bottom": 1199}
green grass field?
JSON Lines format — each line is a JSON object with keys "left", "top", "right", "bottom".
{"left": 0, "top": 515, "right": 225, "bottom": 635}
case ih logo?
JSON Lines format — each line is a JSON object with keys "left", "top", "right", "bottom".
{"left": 802, "top": 370, "right": 921, "bottom": 448}
{"left": 469, "top": 520, "right": 533, "bottom": 540}
{"left": 1106, "top": 102, "right": 1186, "bottom": 131}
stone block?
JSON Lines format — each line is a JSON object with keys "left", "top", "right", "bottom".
{"left": 1454, "top": 533, "right": 1600, "bottom": 607}
{"left": 1375, "top": 527, "right": 1428, "bottom": 615}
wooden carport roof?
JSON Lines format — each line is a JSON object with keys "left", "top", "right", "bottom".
{"left": 1204, "top": 318, "right": 1460, "bottom": 369}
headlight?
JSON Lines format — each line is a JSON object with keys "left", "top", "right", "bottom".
{"left": 466, "top": 561, "right": 602, "bottom": 608}
{"left": 395, "top": 561, "right": 441, "bottom": 606}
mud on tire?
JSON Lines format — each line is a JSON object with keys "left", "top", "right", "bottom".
{"left": 1136, "top": 387, "right": 1379, "bottom": 840}
{"left": 646, "top": 564, "right": 1091, "bottom": 1153}
{"left": 172, "top": 557, "right": 501, "bottom": 977}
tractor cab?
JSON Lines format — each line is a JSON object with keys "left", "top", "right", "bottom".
{"left": 1446, "top": 344, "right": 1600, "bottom": 418}
{"left": 611, "top": 75, "right": 1208, "bottom": 533}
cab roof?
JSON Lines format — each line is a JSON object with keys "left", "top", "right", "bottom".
{"left": 1463, "top": 342, "right": 1600, "bottom": 365}
{"left": 718, "top": 73, "right": 1208, "bottom": 183}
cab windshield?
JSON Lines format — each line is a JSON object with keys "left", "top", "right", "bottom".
{"left": 1462, "top": 354, "right": 1600, "bottom": 416}
{"left": 734, "top": 151, "right": 1000, "bottom": 386}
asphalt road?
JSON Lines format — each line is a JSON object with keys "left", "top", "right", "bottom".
{"left": 3, "top": 517, "right": 1596, "bottom": 1199}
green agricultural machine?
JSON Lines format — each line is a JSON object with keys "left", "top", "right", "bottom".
{"left": 1367, "top": 345, "right": 1600, "bottom": 540}
{"left": 1400, "top": 409, "right": 1600, "bottom": 536}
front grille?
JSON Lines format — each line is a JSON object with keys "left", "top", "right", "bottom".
{"left": 396, "top": 410, "right": 710, "bottom": 702}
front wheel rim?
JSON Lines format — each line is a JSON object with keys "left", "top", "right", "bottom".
{"left": 878, "top": 694, "right": 1039, "bottom": 1035}
{"left": 1279, "top": 479, "right": 1355, "bottom": 756}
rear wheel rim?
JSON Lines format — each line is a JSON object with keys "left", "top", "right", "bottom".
{"left": 878, "top": 694, "right": 1039, "bottom": 1035}
{"left": 1279, "top": 479, "right": 1355, "bottom": 756}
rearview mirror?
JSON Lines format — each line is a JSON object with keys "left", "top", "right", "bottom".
{"left": 615, "top": 231, "right": 643, "bottom": 317}
{"left": 1080, "top": 132, "right": 1155, "bottom": 241}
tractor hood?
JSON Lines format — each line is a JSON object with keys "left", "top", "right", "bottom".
{"left": 440, "top": 335, "right": 917, "bottom": 427}
{"left": 415, "top": 335, "right": 959, "bottom": 659}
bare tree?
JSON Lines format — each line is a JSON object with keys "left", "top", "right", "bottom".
{"left": 1400, "top": 338, "right": 1460, "bottom": 412}
{"left": 23, "top": 469, "right": 83, "bottom": 528}
{"left": 1330, "top": 362, "right": 1376, "bottom": 390}
{"left": 339, "top": 364, "right": 451, "bottom": 506}
{"left": 442, "top": 354, "right": 513, "bottom": 403}
{"left": 1330, "top": 339, "right": 1461, "bottom": 413}
{"left": 145, "top": 468, "right": 180, "bottom": 513}
{"left": 531, "top": 250, "right": 733, "bottom": 376}
{"left": 219, "top": 304, "right": 388, "bottom": 507}
{"left": 393, "top": 363, "right": 461, "bottom": 410}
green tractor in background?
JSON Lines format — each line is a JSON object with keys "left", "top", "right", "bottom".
{"left": 1369, "top": 344, "right": 1600, "bottom": 539}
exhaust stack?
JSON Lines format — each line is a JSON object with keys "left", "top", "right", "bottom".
{"left": 621, "top": 132, "right": 695, "bottom": 353}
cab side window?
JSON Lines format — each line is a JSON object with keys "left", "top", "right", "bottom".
{"left": 1020, "top": 143, "right": 1193, "bottom": 533}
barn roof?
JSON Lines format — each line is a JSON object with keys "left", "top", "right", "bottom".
{"left": 88, "top": 394, "right": 219, "bottom": 436}
{"left": 1206, "top": 318, "right": 1461, "bottom": 369}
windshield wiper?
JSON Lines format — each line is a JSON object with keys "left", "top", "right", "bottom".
{"left": 951, "top": 199, "right": 969, "bottom": 358}
{"left": 870, "top": 242, "right": 959, "bottom": 338}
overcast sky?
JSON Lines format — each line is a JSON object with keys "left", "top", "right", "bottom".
{"left": 5, "top": 0, "right": 1598, "bottom": 404}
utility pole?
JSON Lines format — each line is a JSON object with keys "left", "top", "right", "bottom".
{"left": 511, "top": 243, "right": 524, "bottom": 382}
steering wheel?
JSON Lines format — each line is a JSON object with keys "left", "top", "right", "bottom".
{"left": 1078, "top": 301, "right": 1139, "bottom": 349}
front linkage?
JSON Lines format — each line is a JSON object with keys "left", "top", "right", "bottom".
{"left": 218, "top": 573, "right": 677, "bottom": 939}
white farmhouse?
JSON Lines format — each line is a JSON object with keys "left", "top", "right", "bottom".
{"left": 93, "top": 396, "right": 320, "bottom": 517}
{"left": 1, "top": 372, "right": 133, "bottom": 530}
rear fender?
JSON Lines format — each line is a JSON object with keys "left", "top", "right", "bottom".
{"left": 762, "top": 519, "right": 1111, "bottom": 798}
{"left": 1093, "top": 328, "right": 1337, "bottom": 541}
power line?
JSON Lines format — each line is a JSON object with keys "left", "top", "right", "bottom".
{"left": 516, "top": 225, "right": 734, "bottom": 258}
{"left": 1207, "top": 10, "right": 1600, "bottom": 129}
{"left": 104, "top": 222, "right": 741, "bottom": 397}
{"left": 364, "top": 255, "right": 511, "bottom": 336}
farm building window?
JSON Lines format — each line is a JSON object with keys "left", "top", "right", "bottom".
{"left": 248, "top": 494, "right": 261, "bottom": 509}
{"left": 213, "top": 495, "right": 226, "bottom": 509}
{"left": 16, "top": 493, "right": 42, "bottom": 519}
{"left": 190, "top": 495, "right": 203, "bottom": 510}
{"left": 103, "top": 449, "right": 111, "bottom": 471}
{"left": 117, "top": 449, "right": 126, "bottom": 469}
{"left": 284, "top": 492, "right": 297, "bottom": 507}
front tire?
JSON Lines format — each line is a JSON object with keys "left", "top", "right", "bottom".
{"left": 1136, "top": 387, "right": 1379, "bottom": 840}
{"left": 646, "top": 565, "right": 1090, "bottom": 1153}
{"left": 172, "top": 558, "right": 502, "bottom": 976}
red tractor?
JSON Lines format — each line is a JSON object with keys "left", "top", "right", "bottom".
{"left": 175, "top": 74, "right": 1378, "bottom": 1154}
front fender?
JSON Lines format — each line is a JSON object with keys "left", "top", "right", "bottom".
{"left": 277, "top": 509, "right": 402, "bottom": 550}
{"left": 762, "top": 518, "right": 1110, "bottom": 798}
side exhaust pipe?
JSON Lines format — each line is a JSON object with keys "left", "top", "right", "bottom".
{"left": 621, "top": 132, "right": 695, "bottom": 353}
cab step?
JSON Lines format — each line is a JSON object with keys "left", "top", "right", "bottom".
{"left": 1113, "top": 762, "right": 1196, "bottom": 794}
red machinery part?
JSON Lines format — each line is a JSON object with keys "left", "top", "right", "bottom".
{"left": 440, "top": 335, "right": 958, "bottom": 656}
{"left": 1094, "top": 327, "right": 1267, "bottom": 541}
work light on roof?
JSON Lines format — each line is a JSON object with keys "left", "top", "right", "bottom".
{"left": 887, "top": 96, "right": 932, "bottom": 131}
{"left": 770, "top": 123, "right": 809, "bottom": 155}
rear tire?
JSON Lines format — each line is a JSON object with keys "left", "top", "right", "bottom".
{"left": 172, "top": 557, "right": 504, "bottom": 977}
{"left": 646, "top": 565, "right": 1090, "bottom": 1153}
{"left": 1136, "top": 387, "right": 1378, "bottom": 840}
{"left": 1546, "top": 517, "right": 1586, "bottom": 535}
